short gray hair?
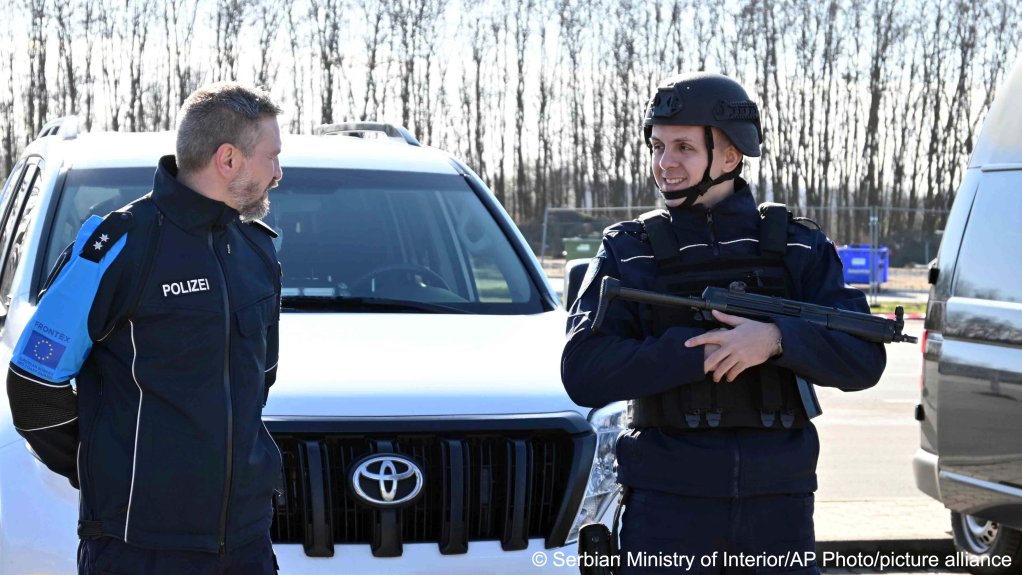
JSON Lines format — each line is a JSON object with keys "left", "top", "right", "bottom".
{"left": 176, "top": 82, "right": 282, "bottom": 174}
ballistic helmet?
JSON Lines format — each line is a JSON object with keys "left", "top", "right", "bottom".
{"left": 642, "top": 73, "right": 763, "bottom": 205}
{"left": 643, "top": 72, "right": 762, "bottom": 156}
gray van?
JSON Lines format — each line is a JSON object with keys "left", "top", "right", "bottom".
{"left": 914, "top": 56, "right": 1022, "bottom": 572}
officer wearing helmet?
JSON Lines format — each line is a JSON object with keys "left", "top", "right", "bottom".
{"left": 562, "top": 72, "right": 886, "bottom": 573}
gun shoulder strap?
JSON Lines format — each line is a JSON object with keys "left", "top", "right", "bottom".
{"left": 757, "top": 202, "right": 790, "bottom": 257}
{"left": 638, "top": 209, "right": 682, "bottom": 272}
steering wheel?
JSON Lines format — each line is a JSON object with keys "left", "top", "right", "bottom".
{"left": 351, "top": 264, "right": 452, "bottom": 293}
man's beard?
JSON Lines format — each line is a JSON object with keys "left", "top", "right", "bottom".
{"left": 229, "top": 174, "right": 275, "bottom": 221}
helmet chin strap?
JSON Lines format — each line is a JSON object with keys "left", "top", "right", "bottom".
{"left": 659, "top": 126, "right": 743, "bottom": 207}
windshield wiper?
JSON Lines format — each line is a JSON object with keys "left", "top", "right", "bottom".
{"left": 281, "top": 295, "right": 471, "bottom": 314}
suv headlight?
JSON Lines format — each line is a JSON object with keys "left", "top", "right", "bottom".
{"left": 566, "top": 401, "right": 629, "bottom": 544}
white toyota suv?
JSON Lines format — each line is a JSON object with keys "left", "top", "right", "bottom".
{"left": 0, "top": 118, "right": 625, "bottom": 573}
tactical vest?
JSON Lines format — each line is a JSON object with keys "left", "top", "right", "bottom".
{"left": 629, "top": 203, "right": 810, "bottom": 430}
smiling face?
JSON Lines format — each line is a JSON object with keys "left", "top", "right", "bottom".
{"left": 649, "top": 124, "right": 742, "bottom": 208}
{"left": 228, "top": 115, "right": 282, "bottom": 220}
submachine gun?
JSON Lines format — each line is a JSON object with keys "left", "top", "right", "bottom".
{"left": 592, "top": 277, "right": 918, "bottom": 344}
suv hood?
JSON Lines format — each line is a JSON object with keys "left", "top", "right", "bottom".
{"left": 263, "top": 311, "right": 583, "bottom": 417}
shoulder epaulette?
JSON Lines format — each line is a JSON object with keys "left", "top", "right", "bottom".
{"left": 602, "top": 219, "right": 644, "bottom": 239}
{"left": 79, "top": 211, "right": 133, "bottom": 263}
{"left": 792, "top": 216, "right": 821, "bottom": 231}
{"left": 757, "top": 202, "right": 790, "bottom": 257}
{"left": 247, "top": 219, "right": 279, "bottom": 238}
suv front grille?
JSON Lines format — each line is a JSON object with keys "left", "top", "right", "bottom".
{"left": 266, "top": 415, "right": 595, "bottom": 557}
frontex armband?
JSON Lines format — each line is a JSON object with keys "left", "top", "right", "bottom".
{"left": 10, "top": 215, "right": 128, "bottom": 382}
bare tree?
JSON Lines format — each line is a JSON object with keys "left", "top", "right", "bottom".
{"left": 1, "top": 0, "right": 1021, "bottom": 246}
{"left": 860, "top": 0, "right": 899, "bottom": 212}
{"left": 125, "top": 0, "right": 154, "bottom": 131}
{"left": 285, "top": 2, "right": 306, "bottom": 133}
{"left": 79, "top": 0, "right": 98, "bottom": 130}
{"left": 162, "top": 0, "right": 201, "bottom": 130}
{"left": 490, "top": 15, "right": 507, "bottom": 204}
{"left": 215, "top": 0, "right": 248, "bottom": 82}
{"left": 534, "top": 0, "right": 556, "bottom": 215}
{"left": 24, "top": 0, "right": 48, "bottom": 140}
{"left": 558, "top": 0, "right": 590, "bottom": 206}
{"left": 460, "top": 0, "right": 490, "bottom": 186}
{"left": 310, "top": 0, "right": 343, "bottom": 124}
{"left": 387, "top": 0, "right": 447, "bottom": 139}
{"left": 512, "top": 0, "right": 535, "bottom": 220}
{"left": 1, "top": 17, "right": 17, "bottom": 174}
{"left": 252, "top": 0, "right": 283, "bottom": 88}
{"left": 99, "top": 1, "right": 127, "bottom": 131}
{"left": 920, "top": 0, "right": 953, "bottom": 219}
{"left": 357, "top": 0, "right": 388, "bottom": 121}
{"left": 53, "top": 0, "right": 78, "bottom": 117}
{"left": 413, "top": 0, "right": 447, "bottom": 145}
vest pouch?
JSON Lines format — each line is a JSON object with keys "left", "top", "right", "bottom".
{"left": 634, "top": 218, "right": 808, "bottom": 430}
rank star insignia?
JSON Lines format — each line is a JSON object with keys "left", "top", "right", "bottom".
{"left": 99, "top": 234, "right": 109, "bottom": 243}
{"left": 93, "top": 241, "right": 104, "bottom": 250}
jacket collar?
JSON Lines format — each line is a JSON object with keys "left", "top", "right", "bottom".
{"left": 666, "top": 178, "right": 757, "bottom": 222}
{"left": 152, "top": 155, "right": 240, "bottom": 234}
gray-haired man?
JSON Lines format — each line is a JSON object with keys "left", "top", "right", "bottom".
{"left": 7, "top": 82, "right": 284, "bottom": 574}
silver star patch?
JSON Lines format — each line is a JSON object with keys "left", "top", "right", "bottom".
{"left": 93, "top": 241, "right": 104, "bottom": 251}
{"left": 99, "top": 234, "right": 109, "bottom": 243}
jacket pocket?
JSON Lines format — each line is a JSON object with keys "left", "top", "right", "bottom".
{"left": 236, "top": 295, "right": 276, "bottom": 338}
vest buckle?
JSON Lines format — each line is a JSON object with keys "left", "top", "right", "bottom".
{"left": 685, "top": 410, "right": 702, "bottom": 428}
{"left": 780, "top": 410, "right": 796, "bottom": 429}
{"left": 705, "top": 409, "right": 723, "bottom": 428}
{"left": 760, "top": 411, "right": 776, "bottom": 428}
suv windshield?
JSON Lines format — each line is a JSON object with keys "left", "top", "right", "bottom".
{"left": 46, "top": 167, "right": 543, "bottom": 314}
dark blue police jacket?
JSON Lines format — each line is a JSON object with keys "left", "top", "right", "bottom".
{"left": 562, "top": 185, "right": 886, "bottom": 497}
{"left": 7, "top": 156, "right": 282, "bottom": 553}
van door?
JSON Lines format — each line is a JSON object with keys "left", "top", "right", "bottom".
{"left": 939, "top": 168, "right": 1022, "bottom": 512}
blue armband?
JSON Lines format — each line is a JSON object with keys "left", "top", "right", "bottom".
{"left": 11, "top": 215, "right": 127, "bottom": 382}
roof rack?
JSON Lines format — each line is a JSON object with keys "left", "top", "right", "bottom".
{"left": 313, "top": 122, "right": 421, "bottom": 147}
{"left": 36, "top": 115, "right": 80, "bottom": 141}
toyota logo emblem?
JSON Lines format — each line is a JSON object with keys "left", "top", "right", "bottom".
{"left": 349, "top": 454, "right": 424, "bottom": 508}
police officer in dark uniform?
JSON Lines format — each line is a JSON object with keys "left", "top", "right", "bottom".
{"left": 7, "top": 82, "right": 284, "bottom": 574}
{"left": 562, "top": 72, "right": 887, "bottom": 574}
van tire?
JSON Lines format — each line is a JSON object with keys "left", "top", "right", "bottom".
{"left": 950, "top": 511, "right": 1022, "bottom": 575}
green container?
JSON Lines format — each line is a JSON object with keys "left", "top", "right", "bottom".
{"left": 563, "top": 237, "right": 599, "bottom": 260}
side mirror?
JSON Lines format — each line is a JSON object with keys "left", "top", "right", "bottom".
{"left": 563, "top": 258, "right": 591, "bottom": 308}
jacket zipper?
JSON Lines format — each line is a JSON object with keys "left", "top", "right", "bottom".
{"left": 706, "top": 211, "right": 720, "bottom": 256}
{"left": 732, "top": 432, "right": 741, "bottom": 496}
{"left": 209, "top": 229, "right": 233, "bottom": 556}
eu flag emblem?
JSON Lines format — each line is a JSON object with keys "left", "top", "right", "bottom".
{"left": 26, "top": 330, "right": 66, "bottom": 369}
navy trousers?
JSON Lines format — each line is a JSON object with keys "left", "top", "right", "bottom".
{"left": 77, "top": 534, "right": 278, "bottom": 575}
{"left": 618, "top": 489, "right": 820, "bottom": 575}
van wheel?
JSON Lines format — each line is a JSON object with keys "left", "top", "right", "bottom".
{"left": 950, "top": 512, "right": 1022, "bottom": 575}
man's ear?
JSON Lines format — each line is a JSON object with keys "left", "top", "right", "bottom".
{"left": 213, "top": 143, "right": 241, "bottom": 178}
{"left": 723, "top": 143, "right": 743, "bottom": 172}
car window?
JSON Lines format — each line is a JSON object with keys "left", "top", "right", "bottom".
{"left": 0, "top": 163, "right": 43, "bottom": 313}
{"left": 0, "top": 158, "right": 27, "bottom": 212}
{"left": 266, "top": 169, "right": 542, "bottom": 314}
{"left": 42, "top": 167, "right": 154, "bottom": 277}
{"left": 44, "top": 167, "right": 544, "bottom": 315}
{"left": 952, "top": 170, "right": 1022, "bottom": 303}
